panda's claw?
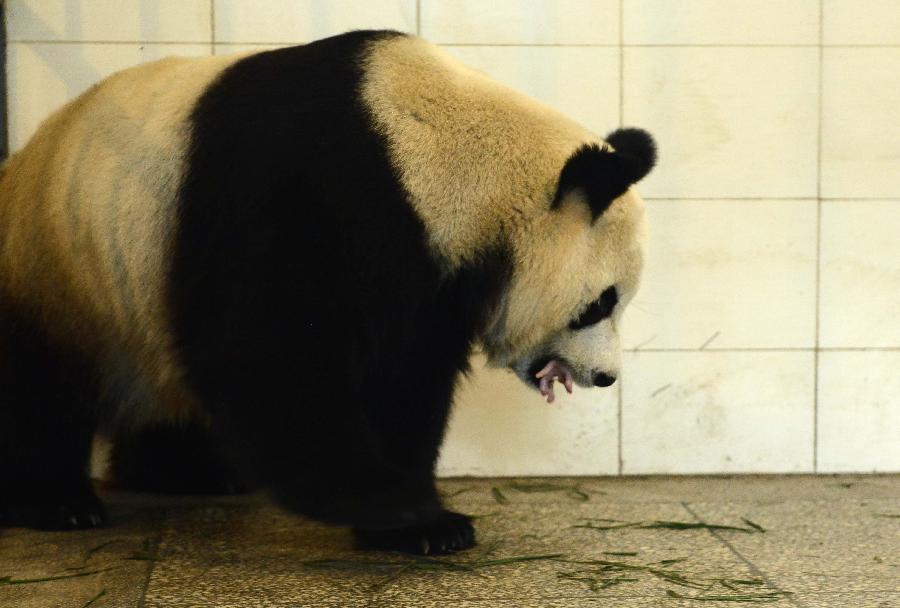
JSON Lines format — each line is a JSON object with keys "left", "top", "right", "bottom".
{"left": 354, "top": 510, "right": 475, "bottom": 555}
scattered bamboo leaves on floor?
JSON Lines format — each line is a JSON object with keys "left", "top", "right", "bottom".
{"left": 122, "top": 553, "right": 161, "bottom": 561}
{"left": 64, "top": 540, "right": 126, "bottom": 571}
{"left": 0, "top": 567, "right": 117, "bottom": 587}
{"left": 557, "top": 570, "right": 638, "bottom": 591}
{"left": 666, "top": 589, "right": 793, "bottom": 603}
{"left": 80, "top": 589, "right": 108, "bottom": 608}
{"left": 573, "top": 518, "right": 765, "bottom": 534}
{"left": 876, "top": 513, "right": 900, "bottom": 519}
{"left": 446, "top": 480, "right": 604, "bottom": 505}
{"left": 603, "top": 551, "right": 638, "bottom": 557}
{"left": 506, "top": 481, "right": 591, "bottom": 502}
{"left": 442, "top": 486, "right": 476, "bottom": 498}
{"left": 741, "top": 518, "right": 766, "bottom": 532}
{"left": 491, "top": 487, "right": 508, "bottom": 504}
{"left": 303, "top": 551, "right": 564, "bottom": 592}
{"left": 65, "top": 539, "right": 161, "bottom": 570}
{"left": 469, "top": 512, "right": 501, "bottom": 520}
{"left": 556, "top": 557, "right": 789, "bottom": 602}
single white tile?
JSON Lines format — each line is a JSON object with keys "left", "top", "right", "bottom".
{"left": 818, "top": 351, "right": 900, "bottom": 472}
{"left": 821, "top": 48, "right": 900, "bottom": 199}
{"left": 6, "top": 0, "right": 210, "bottom": 42}
{"left": 824, "top": 0, "right": 900, "bottom": 45}
{"left": 622, "top": 199, "right": 818, "bottom": 350}
{"left": 438, "top": 356, "right": 619, "bottom": 476}
{"left": 820, "top": 201, "right": 900, "bottom": 348}
{"left": 623, "top": 47, "right": 819, "bottom": 199}
{"left": 421, "top": 0, "right": 619, "bottom": 45}
{"left": 214, "top": 0, "right": 415, "bottom": 43}
{"left": 443, "top": 46, "right": 619, "bottom": 136}
{"left": 624, "top": 0, "right": 819, "bottom": 45}
{"left": 7, "top": 43, "right": 210, "bottom": 152}
{"left": 621, "top": 351, "right": 815, "bottom": 474}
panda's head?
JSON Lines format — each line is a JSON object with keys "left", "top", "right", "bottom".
{"left": 481, "top": 128, "right": 655, "bottom": 402}
{"left": 359, "top": 35, "right": 654, "bottom": 401}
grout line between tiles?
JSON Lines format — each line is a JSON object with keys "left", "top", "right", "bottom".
{"left": 681, "top": 502, "right": 809, "bottom": 608}
{"left": 10, "top": 39, "right": 214, "bottom": 45}
{"left": 813, "top": 0, "right": 824, "bottom": 473}
{"left": 136, "top": 514, "right": 167, "bottom": 608}
{"left": 210, "top": 0, "right": 216, "bottom": 55}
{"left": 618, "top": 0, "right": 624, "bottom": 128}
{"left": 415, "top": 0, "right": 421, "bottom": 36}
{"left": 1, "top": 3, "right": 7, "bottom": 163}
{"left": 645, "top": 197, "right": 900, "bottom": 201}
{"left": 646, "top": 197, "right": 821, "bottom": 201}
{"left": 616, "top": 0, "right": 624, "bottom": 477}
{"left": 625, "top": 347, "right": 900, "bottom": 353}
{"left": 10, "top": 39, "right": 900, "bottom": 49}
{"left": 617, "top": 383, "right": 624, "bottom": 476}
{"left": 425, "top": 42, "right": 900, "bottom": 48}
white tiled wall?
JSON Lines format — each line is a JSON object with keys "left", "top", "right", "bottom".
{"left": 4, "top": 1, "right": 898, "bottom": 475}
{"left": 621, "top": 351, "right": 816, "bottom": 474}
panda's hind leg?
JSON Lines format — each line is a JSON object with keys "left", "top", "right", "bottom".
{"left": 110, "top": 421, "right": 247, "bottom": 495}
{"left": 0, "top": 313, "right": 105, "bottom": 530}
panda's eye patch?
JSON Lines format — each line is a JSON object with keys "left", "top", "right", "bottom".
{"left": 569, "top": 286, "right": 619, "bottom": 330}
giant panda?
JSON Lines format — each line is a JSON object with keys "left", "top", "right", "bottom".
{"left": 0, "top": 30, "right": 654, "bottom": 554}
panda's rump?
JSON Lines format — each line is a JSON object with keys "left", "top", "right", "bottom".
{"left": 0, "top": 53, "right": 244, "bottom": 423}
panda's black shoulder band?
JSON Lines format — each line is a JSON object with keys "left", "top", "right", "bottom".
{"left": 551, "top": 127, "right": 656, "bottom": 222}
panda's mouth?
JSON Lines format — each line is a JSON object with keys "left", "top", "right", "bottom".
{"left": 526, "top": 356, "right": 574, "bottom": 404}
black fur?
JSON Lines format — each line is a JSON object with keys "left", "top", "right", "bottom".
{"left": 169, "top": 31, "right": 509, "bottom": 553}
{"left": 552, "top": 127, "right": 657, "bottom": 221}
{"left": 110, "top": 422, "right": 246, "bottom": 495}
{"left": 605, "top": 127, "right": 657, "bottom": 180}
{"left": 569, "top": 286, "right": 618, "bottom": 330}
{"left": 0, "top": 303, "right": 105, "bottom": 529}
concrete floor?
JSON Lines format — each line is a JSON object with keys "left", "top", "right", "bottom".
{"left": 0, "top": 476, "right": 897, "bottom": 608}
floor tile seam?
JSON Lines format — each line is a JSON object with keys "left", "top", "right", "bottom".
{"left": 368, "top": 590, "right": 900, "bottom": 605}
{"left": 450, "top": 496, "right": 893, "bottom": 506}
{"left": 137, "top": 512, "right": 168, "bottom": 608}
{"left": 681, "top": 501, "right": 809, "bottom": 608}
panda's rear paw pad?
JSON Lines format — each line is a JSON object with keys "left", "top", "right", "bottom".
{"left": 354, "top": 510, "right": 476, "bottom": 555}
{"left": 2, "top": 490, "right": 108, "bottom": 530}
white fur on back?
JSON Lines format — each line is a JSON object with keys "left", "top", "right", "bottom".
{"left": 0, "top": 53, "right": 244, "bottom": 423}
{"left": 362, "top": 36, "right": 597, "bottom": 267}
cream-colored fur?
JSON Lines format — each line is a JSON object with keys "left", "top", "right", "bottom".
{"left": 0, "top": 33, "right": 647, "bottom": 420}
{"left": 362, "top": 36, "right": 647, "bottom": 380}
{"left": 0, "top": 53, "right": 245, "bottom": 423}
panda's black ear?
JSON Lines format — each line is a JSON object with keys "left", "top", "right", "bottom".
{"left": 552, "top": 128, "right": 656, "bottom": 222}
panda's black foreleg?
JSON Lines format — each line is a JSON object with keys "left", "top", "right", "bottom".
{"left": 109, "top": 421, "right": 247, "bottom": 495}
{"left": 0, "top": 314, "right": 105, "bottom": 530}
{"left": 349, "top": 360, "right": 476, "bottom": 555}
{"left": 177, "top": 366, "right": 462, "bottom": 553}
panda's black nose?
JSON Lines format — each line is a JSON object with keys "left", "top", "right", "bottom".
{"left": 593, "top": 372, "right": 617, "bottom": 387}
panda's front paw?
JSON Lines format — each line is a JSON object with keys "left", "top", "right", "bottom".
{"left": 353, "top": 510, "right": 476, "bottom": 555}
{"left": 1, "top": 486, "right": 107, "bottom": 530}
